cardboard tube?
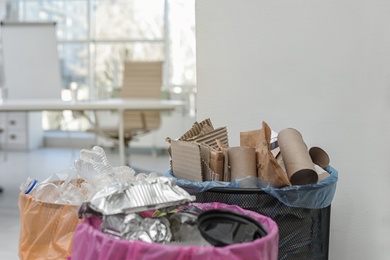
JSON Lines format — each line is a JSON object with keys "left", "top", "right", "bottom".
{"left": 309, "top": 146, "right": 330, "bottom": 169}
{"left": 277, "top": 128, "right": 318, "bottom": 185}
{"left": 314, "top": 164, "right": 331, "bottom": 182}
{"left": 228, "top": 146, "right": 257, "bottom": 180}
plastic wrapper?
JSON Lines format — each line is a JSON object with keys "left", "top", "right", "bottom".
{"left": 18, "top": 193, "right": 83, "bottom": 260}
{"left": 68, "top": 202, "right": 279, "bottom": 260}
{"left": 167, "top": 166, "right": 338, "bottom": 209}
{"left": 260, "top": 166, "right": 337, "bottom": 209}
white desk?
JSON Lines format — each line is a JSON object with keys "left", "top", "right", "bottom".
{"left": 0, "top": 98, "right": 184, "bottom": 165}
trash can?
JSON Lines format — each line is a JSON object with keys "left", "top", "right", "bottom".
{"left": 68, "top": 202, "right": 279, "bottom": 260}
{"left": 18, "top": 193, "right": 83, "bottom": 260}
{"left": 168, "top": 166, "right": 338, "bottom": 260}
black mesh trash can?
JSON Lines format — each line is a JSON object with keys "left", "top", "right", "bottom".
{"left": 188, "top": 187, "right": 330, "bottom": 260}
{"left": 167, "top": 166, "right": 338, "bottom": 260}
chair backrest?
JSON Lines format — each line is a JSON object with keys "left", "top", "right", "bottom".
{"left": 120, "top": 61, "right": 163, "bottom": 131}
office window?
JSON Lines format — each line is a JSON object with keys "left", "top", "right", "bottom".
{"left": 0, "top": 0, "right": 196, "bottom": 130}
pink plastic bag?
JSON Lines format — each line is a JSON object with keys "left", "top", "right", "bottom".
{"left": 69, "top": 202, "right": 279, "bottom": 260}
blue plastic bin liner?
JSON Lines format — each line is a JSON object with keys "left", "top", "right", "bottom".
{"left": 166, "top": 166, "right": 337, "bottom": 209}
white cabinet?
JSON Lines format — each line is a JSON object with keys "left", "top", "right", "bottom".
{"left": 0, "top": 112, "right": 43, "bottom": 151}
{"left": 0, "top": 23, "right": 61, "bottom": 151}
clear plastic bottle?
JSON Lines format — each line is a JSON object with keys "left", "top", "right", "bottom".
{"left": 19, "top": 177, "right": 38, "bottom": 194}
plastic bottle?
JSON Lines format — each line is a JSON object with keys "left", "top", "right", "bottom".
{"left": 19, "top": 177, "right": 38, "bottom": 194}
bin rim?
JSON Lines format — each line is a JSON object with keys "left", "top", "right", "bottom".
{"left": 167, "top": 166, "right": 338, "bottom": 209}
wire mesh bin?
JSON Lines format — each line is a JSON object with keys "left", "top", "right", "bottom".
{"left": 168, "top": 166, "right": 338, "bottom": 260}
{"left": 186, "top": 188, "right": 330, "bottom": 260}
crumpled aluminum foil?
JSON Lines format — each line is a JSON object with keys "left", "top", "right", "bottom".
{"left": 100, "top": 213, "right": 172, "bottom": 243}
{"left": 101, "top": 213, "right": 142, "bottom": 238}
{"left": 125, "top": 217, "right": 172, "bottom": 243}
{"left": 77, "top": 173, "right": 194, "bottom": 243}
{"left": 79, "top": 175, "right": 195, "bottom": 216}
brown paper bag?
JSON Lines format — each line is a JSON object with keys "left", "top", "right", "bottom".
{"left": 240, "top": 121, "right": 291, "bottom": 187}
{"left": 18, "top": 193, "right": 83, "bottom": 260}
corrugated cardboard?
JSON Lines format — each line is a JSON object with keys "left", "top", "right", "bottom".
{"left": 210, "top": 150, "right": 224, "bottom": 180}
{"left": 168, "top": 118, "right": 228, "bottom": 182}
{"left": 170, "top": 139, "right": 221, "bottom": 182}
{"left": 178, "top": 118, "right": 213, "bottom": 141}
{"left": 187, "top": 126, "right": 229, "bottom": 150}
{"left": 170, "top": 140, "right": 203, "bottom": 182}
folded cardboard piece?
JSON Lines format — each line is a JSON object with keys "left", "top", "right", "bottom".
{"left": 169, "top": 140, "right": 222, "bottom": 182}
{"left": 167, "top": 118, "right": 225, "bottom": 182}
{"left": 167, "top": 118, "right": 331, "bottom": 187}
{"left": 170, "top": 140, "right": 204, "bottom": 182}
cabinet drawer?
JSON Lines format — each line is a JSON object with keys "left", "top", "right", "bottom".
{"left": 6, "top": 112, "right": 27, "bottom": 130}
{"left": 0, "top": 112, "right": 43, "bottom": 151}
{"left": 0, "top": 131, "right": 27, "bottom": 150}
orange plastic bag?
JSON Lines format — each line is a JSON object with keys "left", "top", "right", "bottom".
{"left": 18, "top": 193, "right": 83, "bottom": 260}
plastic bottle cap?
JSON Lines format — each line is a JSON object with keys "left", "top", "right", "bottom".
{"left": 24, "top": 179, "right": 38, "bottom": 194}
{"left": 197, "top": 209, "right": 268, "bottom": 247}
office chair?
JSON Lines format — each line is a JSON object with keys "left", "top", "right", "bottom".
{"left": 93, "top": 61, "right": 163, "bottom": 164}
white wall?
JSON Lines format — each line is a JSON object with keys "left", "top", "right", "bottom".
{"left": 196, "top": 0, "right": 390, "bottom": 259}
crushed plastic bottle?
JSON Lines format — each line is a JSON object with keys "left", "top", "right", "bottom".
{"left": 18, "top": 146, "right": 138, "bottom": 205}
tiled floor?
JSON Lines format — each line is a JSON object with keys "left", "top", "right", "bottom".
{"left": 0, "top": 147, "right": 171, "bottom": 259}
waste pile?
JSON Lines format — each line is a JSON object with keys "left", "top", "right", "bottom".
{"left": 166, "top": 119, "right": 333, "bottom": 187}
{"left": 19, "top": 145, "right": 270, "bottom": 247}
